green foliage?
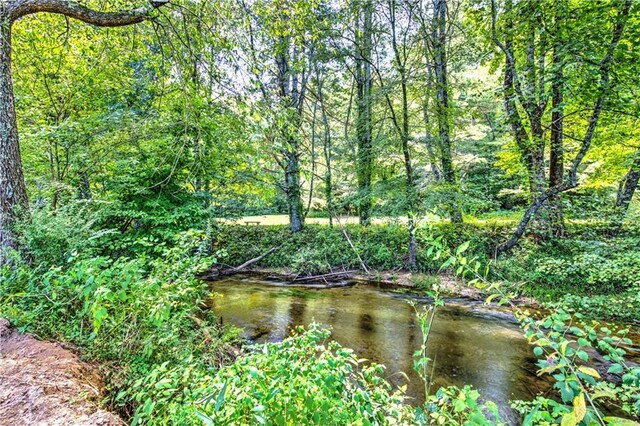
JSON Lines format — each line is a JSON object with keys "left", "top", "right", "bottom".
{"left": 501, "top": 236, "right": 640, "bottom": 295}
{"left": 514, "top": 310, "right": 640, "bottom": 425}
{"left": 198, "top": 324, "right": 412, "bottom": 425}
{"left": 0, "top": 230, "right": 238, "bottom": 423}
{"left": 437, "top": 239, "right": 640, "bottom": 425}
{"left": 420, "top": 386, "right": 503, "bottom": 426}
{"left": 210, "top": 222, "right": 507, "bottom": 273}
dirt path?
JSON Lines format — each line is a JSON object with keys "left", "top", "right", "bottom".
{"left": 0, "top": 318, "right": 123, "bottom": 426}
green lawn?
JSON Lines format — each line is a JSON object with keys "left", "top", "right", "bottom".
{"left": 217, "top": 213, "right": 521, "bottom": 226}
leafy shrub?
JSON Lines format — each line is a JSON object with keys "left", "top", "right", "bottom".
{"left": 290, "top": 248, "right": 332, "bottom": 275}
{"left": 1, "top": 231, "right": 238, "bottom": 423}
{"left": 210, "top": 222, "right": 507, "bottom": 273}
{"left": 198, "top": 325, "right": 412, "bottom": 425}
{"left": 500, "top": 236, "right": 640, "bottom": 295}
{"left": 15, "top": 201, "right": 109, "bottom": 266}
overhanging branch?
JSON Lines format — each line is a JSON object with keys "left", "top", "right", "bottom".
{"left": 9, "top": 0, "right": 168, "bottom": 26}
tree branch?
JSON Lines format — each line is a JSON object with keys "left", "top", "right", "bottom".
{"left": 9, "top": 0, "right": 167, "bottom": 26}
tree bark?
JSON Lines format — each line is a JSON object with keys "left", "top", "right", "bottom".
{"left": 0, "top": 14, "right": 28, "bottom": 259}
{"left": 548, "top": 31, "right": 565, "bottom": 237}
{"left": 611, "top": 152, "right": 640, "bottom": 230}
{"left": 275, "top": 41, "right": 305, "bottom": 233}
{"left": 387, "top": 0, "right": 417, "bottom": 269}
{"left": 355, "top": 0, "right": 373, "bottom": 226}
{"left": 316, "top": 73, "right": 333, "bottom": 226}
{"left": 433, "top": 0, "right": 462, "bottom": 224}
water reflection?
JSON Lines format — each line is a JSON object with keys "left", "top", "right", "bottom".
{"left": 210, "top": 279, "right": 549, "bottom": 423}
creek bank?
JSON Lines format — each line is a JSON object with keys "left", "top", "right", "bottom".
{"left": 206, "top": 265, "right": 539, "bottom": 305}
{"left": 0, "top": 318, "right": 123, "bottom": 426}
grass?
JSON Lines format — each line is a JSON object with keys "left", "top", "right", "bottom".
{"left": 217, "top": 213, "right": 513, "bottom": 226}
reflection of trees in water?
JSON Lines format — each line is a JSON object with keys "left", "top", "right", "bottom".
{"left": 286, "top": 296, "right": 307, "bottom": 333}
{"left": 359, "top": 313, "right": 375, "bottom": 332}
{"left": 211, "top": 282, "right": 549, "bottom": 413}
{"left": 426, "top": 310, "right": 466, "bottom": 391}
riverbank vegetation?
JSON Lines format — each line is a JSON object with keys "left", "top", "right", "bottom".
{"left": 1, "top": 0, "right": 639, "bottom": 424}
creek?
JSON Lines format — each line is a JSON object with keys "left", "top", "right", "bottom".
{"left": 209, "top": 277, "right": 551, "bottom": 424}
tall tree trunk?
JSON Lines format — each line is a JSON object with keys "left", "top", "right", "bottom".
{"left": 305, "top": 100, "right": 318, "bottom": 217}
{"left": 548, "top": 40, "right": 565, "bottom": 237}
{"left": 317, "top": 76, "right": 333, "bottom": 226}
{"left": 276, "top": 44, "right": 304, "bottom": 233}
{"left": 433, "top": 0, "right": 462, "bottom": 224}
{"left": 387, "top": 0, "right": 417, "bottom": 269}
{"left": 0, "top": 15, "right": 28, "bottom": 262}
{"left": 285, "top": 146, "right": 304, "bottom": 232}
{"left": 355, "top": 0, "right": 373, "bottom": 226}
{"left": 422, "top": 62, "right": 440, "bottom": 181}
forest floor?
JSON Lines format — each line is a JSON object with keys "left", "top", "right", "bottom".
{"left": 0, "top": 318, "right": 123, "bottom": 426}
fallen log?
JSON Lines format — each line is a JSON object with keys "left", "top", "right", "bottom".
{"left": 198, "top": 246, "right": 280, "bottom": 280}
{"left": 293, "top": 270, "right": 357, "bottom": 283}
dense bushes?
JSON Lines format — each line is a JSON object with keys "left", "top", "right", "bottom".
{"left": 210, "top": 222, "right": 508, "bottom": 273}
{"left": 196, "top": 324, "right": 504, "bottom": 426}
{"left": 0, "top": 231, "right": 238, "bottom": 423}
{"left": 500, "top": 236, "right": 640, "bottom": 296}
{"left": 211, "top": 222, "right": 640, "bottom": 297}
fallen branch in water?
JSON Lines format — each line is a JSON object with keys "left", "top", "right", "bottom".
{"left": 293, "top": 270, "right": 357, "bottom": 283}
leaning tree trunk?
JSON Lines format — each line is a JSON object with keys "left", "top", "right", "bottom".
{"left": 611, "top": 153, "right": 640, "bottom": 231}
{"left": 0, "top": 15, "right": 28, "bottom": 262}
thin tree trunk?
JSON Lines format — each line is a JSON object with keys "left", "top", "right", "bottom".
{"left": 305, "top": 100, "right": 318, "bottom": 217}
{"left": 548, "top": 38, "right": 565, "bottom": 237}
{"left": 355, "top": 0, "right": 373, "bottom": 226}
{"left": 423, "top": 62, "right": 440, "bottom": 181}
{"left": 0, "top": 15, "right": 28, "bottom": 261}
{"left": 317, "top": 75, "right": 333, "bottom": 227}
{"left": 433, "top": 0, "right": 462, "bottom": 223}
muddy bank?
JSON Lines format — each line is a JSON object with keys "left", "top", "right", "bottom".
{"left": 0, "top": 318, "right": 123, "bottom": 426}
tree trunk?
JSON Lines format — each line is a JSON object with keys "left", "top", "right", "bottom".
{"left": 305, "top": 100, "right": 318, "bottom": 217}
{"left": 0, "top": 15, "right": 28, "bottom": 263}
{"left": 611, "top": 153, "right": 640, "bottom": 230}
{"left": 433, "top": 0, "right": 462, "bottom": 224}
{"left": 422, "top": 63, "right": 440, "bottom": 181}
{"left": 275, "top": 40, "right": 305, "bottom": 233}
{"left": 285, "top": 146, "right": 304, "bottom": 233}
{"left": 548, "top": 40, "right": 565, "bottom": 237}
{"left": 317, "top": 77, "right": 333, "bottom": 226}
{"left": 355, "top": 0, "right": 373, "bottom": 226}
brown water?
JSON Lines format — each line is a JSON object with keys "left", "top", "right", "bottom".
{"left": 209, "top": 278, "right": 551, "bottom": 423}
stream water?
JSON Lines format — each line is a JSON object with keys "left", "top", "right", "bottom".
{"left": 208, "top": 277, "right": 551, "bottom": 424}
